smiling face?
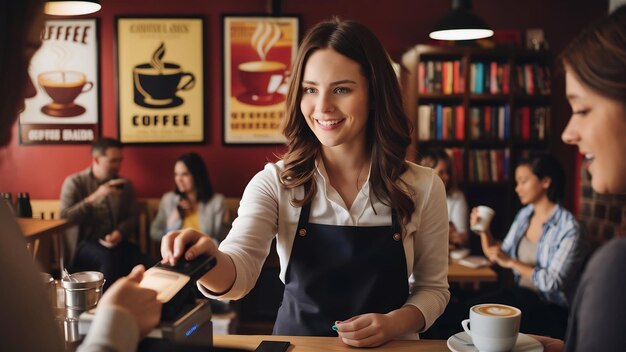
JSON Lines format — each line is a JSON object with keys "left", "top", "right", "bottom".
{"left": 174, "top": 161, "right": 195, "bottom": 194}
{"left": 300, "top": 48, "right": 370, "bottom": 154}
{"left": 515, "top": 165, "right": 550, "bottom": 205}
{"left": 562, "top": 70, "right": 626, "bottom": 194}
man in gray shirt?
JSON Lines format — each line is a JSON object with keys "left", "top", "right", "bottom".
{"left": 60, "top": 138, "right": 154, "bottom": 289}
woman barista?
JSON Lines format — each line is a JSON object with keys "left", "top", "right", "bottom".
{"left": 161, "top": 18, "right": 450, "bottom": 347}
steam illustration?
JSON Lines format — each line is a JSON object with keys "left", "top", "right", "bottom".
{"left": 250, "top": 22, "right": 281, "bottom": 61}
{"left": 150, "top": 42, "right": 166, "bottom": 73}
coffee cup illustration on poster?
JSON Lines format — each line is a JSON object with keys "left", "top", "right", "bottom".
{"left": 19, "top": 19, "right": 99, "bottom": 145}
{"left": 223, "top": 16, "right": 299, "bottom": 144}
{"left": 116, "top": 17, "right": 204, "bottom": 144}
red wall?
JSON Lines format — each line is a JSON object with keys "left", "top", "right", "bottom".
{"left": 0, "top": 0, "right": 607, "bottom": 202}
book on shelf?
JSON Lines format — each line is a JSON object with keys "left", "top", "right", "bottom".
{"left": 468, "top": 149, "right": 510, "bottom": 182}
{"left": 418, "top": 59, "right": 464, "bottom": 94}
{"left": 514, "top": 106, "right": 550, "bottom": 141}
{"left": 468, "top": 105, "right": 510, "bottom": 140}
{"left": 517, "top": 63, "right": 551, "bottom": 95}
{"left": 470, "top": 61, "right": 510, "bottom": 94}
{"left": 417, "top": 104, "right": 465, "bottom": 141}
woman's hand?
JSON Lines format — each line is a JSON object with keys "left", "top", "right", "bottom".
{"left": 160, "top": 228, "right": 218, "bottom": 265}
{"left": 484, "top": 244, "right": 513, "bottom": 268}
{"left": 334, "top": 313, "right": 395, "bottom": 347}
{"left": 177, "top": 198, "right": 192, "bottom": 211}
{"left": 335, "top": 306, "right": 424, "bottom": 348}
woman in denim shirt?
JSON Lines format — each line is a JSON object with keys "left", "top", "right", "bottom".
{"left": 470, "top": 154, "right": 589, "bottom": 338}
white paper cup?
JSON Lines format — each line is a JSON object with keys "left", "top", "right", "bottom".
{"left": 471, "top": 206, "right": 495, "bottom": 233}
{"left": 461, "top": 303, "right": 521, "bottom": 352}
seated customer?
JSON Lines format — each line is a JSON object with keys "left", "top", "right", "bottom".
{"left": 60, "top": 138, "right": 154, "bottom": 290}
{"left": 150, "top": 152, "right": 226, "bottom": 244}
{"left": 470, "top": 154, "right": 589, "bottom": 338}
{"left": 419, "top": 149, "right": 469, "bottom": 249}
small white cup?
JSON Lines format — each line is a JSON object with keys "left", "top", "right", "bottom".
{"left": 461, "top": 303, "right": 521, "bottom": 352}
{"left": 471, "top": 206, "right": 495, "bottom": 233}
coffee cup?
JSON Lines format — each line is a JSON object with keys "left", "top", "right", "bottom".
{"left": 133, "top": 63, "right": 195, "bottom": 107}
{"left": 471, "top": 205, "right": 496, "bottom": 233}
{"left": 38, "top": 71, "right": 93, "bottom": 106}
{"left": 461, "top": 303, "right": 521, "bottom": 352}
{"left": 237, "top": 60, "right": 286, "bottom": 102}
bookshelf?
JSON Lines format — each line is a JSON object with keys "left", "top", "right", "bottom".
{"left": 401, "top": 45, "right": 552, "bottom": 237}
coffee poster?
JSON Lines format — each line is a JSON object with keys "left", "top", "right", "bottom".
{"left": 20, "top": 19, "right": 99, "bottom": 145}
{"left": 116, "top": 17, "right": 204, "bottom": 144}
{"left": 223, "top": 16, "right": 299, "bottom": 144}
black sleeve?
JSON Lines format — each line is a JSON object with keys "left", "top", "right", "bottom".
{"left": 569, "top": 238, "right": 626, "bottom": 351}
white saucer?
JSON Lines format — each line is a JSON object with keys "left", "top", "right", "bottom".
{"left": 447, "top": 331, "right": 543, "bottom": 352}
{"left": 450, "top": 248, "right": 470, "bottom": 260}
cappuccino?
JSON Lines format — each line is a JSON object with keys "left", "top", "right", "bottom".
{"left": 462, "top": 304, "right": 521, "bottom": 352}
{"left": 474, "top": 304, "right": 519, "bottom": 317}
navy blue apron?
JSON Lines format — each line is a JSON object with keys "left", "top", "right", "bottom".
{"left": 273, "top": 192, "right": 409, "bottom": 336}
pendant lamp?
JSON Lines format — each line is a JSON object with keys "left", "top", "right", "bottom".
{"left": 44, "top": 0, "right": 101, "bottom": 16}
{"left": 429, "top": 0, "right": 493, "bottom": 41}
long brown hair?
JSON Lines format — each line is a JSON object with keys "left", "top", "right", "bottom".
{"left": 0, "top": 0, "right": 44, "bottom": 147}
{"left": 280, "top": 18, "right": 415, "bottom": 223}
{"left": 559, "top": 5, "right": 626, "bottom": 102}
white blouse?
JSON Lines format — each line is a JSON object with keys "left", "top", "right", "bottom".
{"left": 200, "top": 159, "right": 450, "bottom": 330}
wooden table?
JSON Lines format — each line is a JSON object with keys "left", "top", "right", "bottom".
{"left": 18, "top": 218, "right": 73, "bottom": 271}
{"left": 214, "top": 335, "right": 449, "bottom": 351}
{"left": 448, "top": 261, "right": 497, "bottom": 290}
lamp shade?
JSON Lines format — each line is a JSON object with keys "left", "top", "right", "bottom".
{"left": 429, "top": 0, "right": 493, "bottom": 41}
{"left": 45, "top": 0, "right": 101, "bottom": 16}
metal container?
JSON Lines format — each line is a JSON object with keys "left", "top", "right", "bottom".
{"left": 61, "top": 271, "right": 105, "bottom": 310}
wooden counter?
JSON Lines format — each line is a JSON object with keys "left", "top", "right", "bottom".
{"left": 214, "top": 334, "right": 449, "bottom": 351}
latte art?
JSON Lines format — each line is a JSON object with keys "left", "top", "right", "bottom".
{"left": 474, "top": 304, "right": 518, "bottom": 317}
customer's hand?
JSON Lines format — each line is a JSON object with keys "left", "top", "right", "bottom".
{"left": 528, "top": 334, "right": 564, "bottom": 352}
{"left": 86, "top": 182, "right": 121, "bottom": 204}
{"left": 102, "top": 230, "right": 122, "bottom": 247}
{"left": 449, "top": 222, "right": 468, "bottom": 247}
{"left": 484, "top": 243, "right": 503, "bottom": 261}
{"left": 98, "top": 265, "right": 161, "bottom": 337}
{"left": 161, "top": 228, "right": 218, "bottom": 265}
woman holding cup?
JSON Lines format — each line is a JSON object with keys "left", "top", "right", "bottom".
{"left": 469, "top": 154, "right": 589, "bottom": 338}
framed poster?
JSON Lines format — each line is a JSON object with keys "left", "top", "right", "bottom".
{"left": 223, "top": 15, "right": 299, "bottom": 144}
{"left": 20, "top": 19, "right": 100, "bottom": 145}
{"left": 116, "top": 17, "right": 205, "bottom": 144}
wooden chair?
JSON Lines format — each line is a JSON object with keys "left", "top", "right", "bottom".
{"left": 31, "top": 199, "right": 60, "bottom": 220}
{"left": 137, "top": 197, "right": 162, "bottom": 257}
